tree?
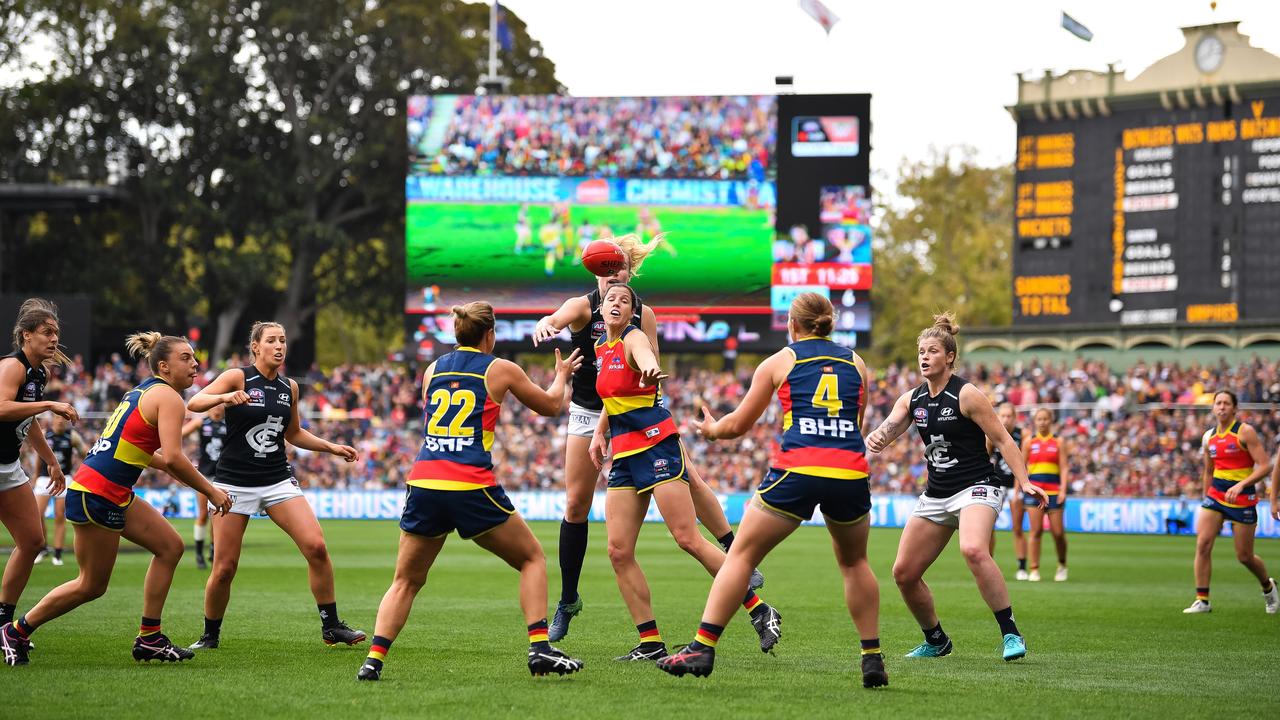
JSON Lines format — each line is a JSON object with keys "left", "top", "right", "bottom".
{"left": 871, "top": 148, "right": 1013, "bottom": 367}
{"left": 1, "top": 0, "right": 561, "bottom": 361}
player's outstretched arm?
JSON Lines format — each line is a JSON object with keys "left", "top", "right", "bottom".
{"left": 152, "top": 386, "right": 231, "bottom": 515}
{"left": 866, "top": 390, "right": 912, "bottom": 453}
{"left": 533, "top": 296, "right": 591, "bottom": 347}
{"left": 283, "top": 378, "right": 358, "bottom": 462}
{"left": 495, "top": 349, "right": 583, "bottom": 417}
{"left": 962, "top": 384, "right": 1044, "bottom": 505}
{"left": 696, "top": 348, "right": 788, "bottom": 441}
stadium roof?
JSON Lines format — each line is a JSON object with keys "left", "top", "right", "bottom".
{"left": 1009, "top": 21, "right": 1280, "bottom": 119}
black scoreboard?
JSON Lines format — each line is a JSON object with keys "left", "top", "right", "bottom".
{"left": 1013, "top": 91, "right": 1280, "bottom": 326}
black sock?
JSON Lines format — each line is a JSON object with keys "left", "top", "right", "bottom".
{"left": 860, "top": 637, "right": 881, "bottom": 656}
{"left": 717, "top": 531, "right": 735, "bottom": 551}
{"left": 53, "top": 548, "right": 62, "bottom": 560}
{"left": 558, "top": 520, "right": 589, "bottom": 605}
{"left": 994, "top": 606, "right": 1020, "bottom": 637}
{"left": 195, "top": 539, "right": 205, "bottom": 558}
{"left": 204, "top": 616, "right": 223, "bottom": 637}
{"left": 318, "top": 602, "right": 340, "bottom": 629}
{"left": 923, "top": 623, "right": 949, "bottom": 647}
{"left": 1017, "top": 558, "right": 1027, "bottom": 571}
{"left": 0, "top": 602, "right": 14, "bottom": 626}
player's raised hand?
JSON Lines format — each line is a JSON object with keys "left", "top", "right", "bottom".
{"left": 330, "top": 444, "right": 359, "bottom": 462}
{"left": 638, "top": 365, "right": 668, "bottom": 388}
{"left": 50, "top": 401, "right": 79, "bottom": 424}
{"left": 555, "top": 348, "right": 583, "bottom": 377}
{"left": 222, "top": 390, "right": 251, "bottom": 406}
{"left": 692, "top": 405, "right": 719, "bottom": 441}
{"left": 532, "top": 319, "right": 562, "bottom": 347}
{"left": 865, "top": 428, "right": 888, "bottom": 454}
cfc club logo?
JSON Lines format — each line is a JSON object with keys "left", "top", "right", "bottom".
{"left": 247, "top": 415, "right": 285, "bottom": 457}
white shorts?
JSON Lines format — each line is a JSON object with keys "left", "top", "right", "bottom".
{"left": 566, "top": 403, "right": 602, "bottom": 438}
{"left": 34, "top": 476, "right": 66, "bottom": 498}
{"left": 214, "top": 478, "right": 304, "bottom": 516}
{"left": 912, "top": 485, "right": 1006, "bottom": 529}
{"left": 0, "top": 460, "right": 29, "bottom": 492}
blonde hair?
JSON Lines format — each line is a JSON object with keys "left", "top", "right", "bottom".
{"left": 12, "top": 297, "right": 70, "bottom": 367}
{"left": 917, "top": 311, "right": 960, "bottom": 367}
{"left": 247, "top": 321, "right": 285, "bottom": 358}
{"left": 789, "top": 292, "right": 835, "bottom": 337}
{"left": 125, "top": 331, "right": 188, "bottom": 373}
{"left": 452, "top": 302, "right": 495, "bottom": 346}
{"left": 611, "top": 233, "right": 665, "bottom": 278}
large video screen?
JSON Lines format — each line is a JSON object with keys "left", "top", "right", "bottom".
{"left": 406, "top": 95, "right": 777, "bottom": 312}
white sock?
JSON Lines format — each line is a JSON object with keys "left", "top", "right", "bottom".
{"left": 193, "top": 523, "right": 207, "bottom": 542}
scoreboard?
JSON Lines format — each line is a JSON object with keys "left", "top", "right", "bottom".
{"left": 1013, "top": 91, "right": 1280, "bottom": 326}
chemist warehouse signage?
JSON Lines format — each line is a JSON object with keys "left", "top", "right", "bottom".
{"left": 126, "top": 489, "right": 1277, "bottom": 538}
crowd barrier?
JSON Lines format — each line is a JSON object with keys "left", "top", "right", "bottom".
{"left": 114, "top": 489, "right": 1278, "bottom": 539}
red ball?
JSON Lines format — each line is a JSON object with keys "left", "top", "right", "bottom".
{"left": 581, "top": 240, "right": 628, "bottom": 277}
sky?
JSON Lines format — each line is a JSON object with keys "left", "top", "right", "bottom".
{"left": 501, "top": 0, "right": 1280, "bottom": 192}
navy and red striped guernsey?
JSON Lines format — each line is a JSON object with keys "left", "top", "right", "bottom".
{"left": 70, "top": 376, "right": 168, "bottom": 504}
{"left": 407, "top": 347, "right": 502, "bottom": 491}
{"left": 595, "top": 325, "right": 676, "bottom": 459}
{"left": 772, "top": 337, "right": 869, "bottom": 480}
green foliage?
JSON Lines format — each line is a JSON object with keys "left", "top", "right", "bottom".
{"left": 0, "top": 0, "right": 561, "bottom": 357}
{"left": 871, "top": 148, "right": 1013, "bottom": 367}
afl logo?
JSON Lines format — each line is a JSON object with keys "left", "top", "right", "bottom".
{"left": 247, "top": 388, "right": 266, "bottom": 406}
{"left": 913, "top": 408, "right": 928, "bottom": 426}
{"left": 591, "top": 320, "right": 606, "bottom": 339}
{"left": 20, "top": 382, "right": 37, "bottom": 401}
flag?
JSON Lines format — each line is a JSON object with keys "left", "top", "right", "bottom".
{"left": 495, "top": 2, "right": 514, "bottom": 52}
{"left": 799, "top": 0, "right": 839, "bottom": 35}
{"left": 1061, "top": 11, "right": 1093, "bottom": 42}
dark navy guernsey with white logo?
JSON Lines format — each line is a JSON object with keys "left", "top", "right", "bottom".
{"left": 198, "top": 417, "right": 227, "bottom": 478}
{"left": 910, "top": 375, "right": 997, "bottom": 498}
{"left": 44, "top": 429, "right": 75, "bottom": 474}
{"left": 0, "top": 350, "right": 47, "bottom": 463}
{"left": 991, "top": 426, "right": 1022, "bottom": 489}
{"left": 216, "top": 368, "right": 293, "bottom": 487}
{"left": 569, "top": 288, "right": 644, "bottom": 411}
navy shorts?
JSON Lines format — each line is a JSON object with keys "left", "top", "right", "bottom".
{"left": 400, "top": 485, "right": 516, "bottom": 539}
{"left": 1024, "top": 491, "right": 1066, "bottom": 511}
{"left": 756, "top": 469, "right": 871, "bottom": 524}
{"left": 65, "top": 488, "right": 134, "bottom": 532}
{"left": 607, "top": 435, "right": 687, "bottom": 493}
{"left": 1201, "top": 496, "right": 1257, "bottom": 525}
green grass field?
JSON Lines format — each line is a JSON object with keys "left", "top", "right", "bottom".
{"left": 406, "top": 202, "right": 773, "bottom": 308}
{"left": 3, "top": 521, "right": 1278, "bottom": 718}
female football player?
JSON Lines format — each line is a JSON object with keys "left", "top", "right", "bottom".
{"left": 865, "top": 313, "right": 1047, "bottom": 662}
{"left": 356, "top": 302, "right": 584, "bottom": 681}
{"left": 530, "top": 233, "right": 754, "bottom": 642}
{"left": 0, "top": 299, "right": 79, "bottom": 630}
{"left": 1182, "top": 391, "right": 1277, "bottom": 614}
{"left": 186, "top": 322, "right": 365, "bottom": 650}
{"left": 1021, "top": 408, "right": 1069, "bottom": 582}
{"left": 0, "top": 332, "right": 231, "bottom": 666}
{"left": 657, "top": 293, "right": 885, "bottom": 688}
{"left": 986, "top": 403, "right": 1027, "bottom": 578}
{"left": 34, "top": 413, "right": 86, "bottom": 566}
{"left": 590, "top": 284, "right": 780, "bottom": 663}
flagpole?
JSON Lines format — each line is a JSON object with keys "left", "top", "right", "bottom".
{"left": 488, "top": 1, "right": 499, "bottom": 84}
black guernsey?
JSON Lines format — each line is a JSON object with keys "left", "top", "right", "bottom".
{"left": 42, "top": 430, "right": 75, "bottom": 475}
{"left": 0, "top": 350, "right": 47, "bottom": 464}
{"left": 991, "top": 426, "right": 1022, "bottom": 489}
{"left": 198, "top": 417, "right": 228, "bottom": 478}
{"left": 216, "top": 367, "right": 294, "bottom": 487}
{"left": 910, "top": 374, "right": 998, "bottom": 498}
{"left": 568, "top": 287, "right": 644, "bottom": 411}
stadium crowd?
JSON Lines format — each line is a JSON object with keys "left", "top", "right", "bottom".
{"left": 409, "top": 95, "right": 775, "bottom": 180}
{"left": 27, "top": 353, "right": 1280, "bottom": 499}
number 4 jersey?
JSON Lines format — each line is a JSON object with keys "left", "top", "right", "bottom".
{"left": 217, "top": 367, "right": 294, "bottom": 488}
{"left": 772, "top": 337, "right": 868, "bottom": 480}
{"left": 408, "top": 347, "right": 502, "bottom": 491}
{"left": 910, "top": 375, "right": 997, "bottom": 498}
